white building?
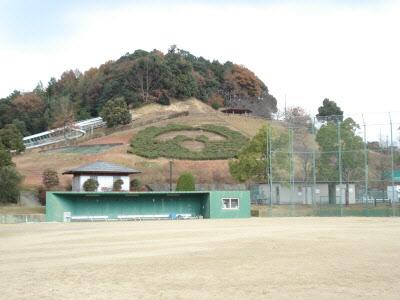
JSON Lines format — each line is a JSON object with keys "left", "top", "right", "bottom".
{"left": 251, "top": 182, "right": 356, "bottom": 205}
{"left": 63, "top": 161, "right": 141, "bottom": 192}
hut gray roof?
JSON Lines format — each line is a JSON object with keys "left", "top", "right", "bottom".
{"left": 63, "top": 161, "right": 141, "bottom": 175}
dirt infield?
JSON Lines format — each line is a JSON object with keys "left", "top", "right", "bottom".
{"left": 1, "top": 218, "right": 400, "bottom": 299}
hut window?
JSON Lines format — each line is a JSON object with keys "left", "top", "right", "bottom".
{"left": 222, "top": 198, "right": 240, "bottom": 210}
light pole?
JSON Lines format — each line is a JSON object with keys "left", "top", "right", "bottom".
{"left": 169, "top": 160, "right": 173, "bottom": 191}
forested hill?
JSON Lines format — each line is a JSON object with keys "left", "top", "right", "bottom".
{"left": 0, "top": 46, "right": 277, "bottom": 136}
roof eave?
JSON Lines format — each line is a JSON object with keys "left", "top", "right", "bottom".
{"left": 62, "top": 171, "right": 141, "bottom": 175}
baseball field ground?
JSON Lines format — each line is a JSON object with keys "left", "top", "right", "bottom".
{"left": 1, "top": 218, "right": 399, "bottom": 299}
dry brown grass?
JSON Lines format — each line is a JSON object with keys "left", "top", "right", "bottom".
{"left": 217, "top": 114, "right": 269, "bottom": 137}
{"left": 135, "top": 97, "right": 215, "bottom": 116}
{"left": 1, "top": 218, "right": 400, "bottom": 299}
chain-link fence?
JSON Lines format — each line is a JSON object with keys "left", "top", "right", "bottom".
{"left": 251, "top": 111, "right": 400, "bottom": 217}
{"left": 0, "top": 214, "right": 45, "bottom": 224}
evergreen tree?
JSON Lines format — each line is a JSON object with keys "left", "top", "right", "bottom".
{"left": 83, "top": 179, "right": 99, "bottom": 192}
{"left": 176, "top": 172, "right": 196, "bottom": 191}
{"left": 100, "top": 97, "right": 132, "bottom": 128}
{"left": 316, "top": 118, "right": 364, "bottom": 204}
{"left": 0, "top": 147, "right": 13, "bottom": 168}
{"left": 0, "top": 166, "right": 22, "bottom": 203}
{"left": 113, "top": 179, "right": 124, "bottom": 191}
{"left": 316, "top": 98, "right": 344, "bottom": 122}
{"left": 0, "top": 124, "right": 25, "bottom": 153}
{"left": 229, "top": 125, "right": 289, "bottom": 182}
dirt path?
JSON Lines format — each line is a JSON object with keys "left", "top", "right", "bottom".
{"left": 1, "top": 218, "right": 399, "bottom": 299}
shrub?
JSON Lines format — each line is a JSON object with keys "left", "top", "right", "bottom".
{"left": 156, "top": 93, "right": 170, "bottom": 106}
{"left": 65, "top": 179, "right": 73, "bottom": 191}
{"left": 0, "top": 124, "right": 25, "bottom": 153}
{"left": 83, "top": 178, "right": 99, "bottom": 192}
{"left": 37, "top": 185, "right": 47, "bottom": 206}
{"left": 113, "top": 179, "right": 124, "bottom": 191}
{"left": 208, "top": 93, "right": 224, "bottom": 107}
{"left": 130, "top": 178, "right": 141, "bottom": 191}
{"left": 176, "top": 172, "right": 196, "bottom": 191}
{"left": 42, "top": 168, "right": 59, "bottom": 190}
{"left": 211, "top": 101, "right": 221, "bottom": 110}
{"left": 0, "top": 166, "right": 22, "bottom": 203}
{"left": 100, "top": 97, "right": 132, "bottom": 128}
{"left": 129, "top": 124, "right": 248, "bottom": 160}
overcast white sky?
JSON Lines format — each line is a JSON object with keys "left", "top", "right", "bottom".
{"left": 0, "top": 0, "right": 399, "bottom": 137}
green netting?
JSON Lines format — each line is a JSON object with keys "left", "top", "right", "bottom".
{"left": 0, "top": 214, "right": 45, "bottom": 224}
{"left": 252, "top": 204, "right": 400, "bottom": 217}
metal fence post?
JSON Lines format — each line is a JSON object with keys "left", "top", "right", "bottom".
{"left": 288, "top": 127, "right": 295, "bottom": 215}
{"left": 362, "top": 114, "right": 369, "bottom": 209}
{"left": 389, "top": 113, "right": 395, "bottom": 215}
{"left": 268, "top": 126, "right": 273, "bottom": 208}
{"left": 337, "top": 119, "right": 343, "bottom": 216}
{"left": 312, "top": 117, "right": 317, "bottom": 209}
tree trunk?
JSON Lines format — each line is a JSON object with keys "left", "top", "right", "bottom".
{"left": 145, "top": 60, "right": 149, "bottom": 102}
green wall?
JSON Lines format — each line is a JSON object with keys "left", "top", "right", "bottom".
{"left": 46, "top": 193, "right": 75, "bottom": 222}
{"left": 46, "top": 191, "right": 250, "bottom": 221}
{"left": 209, "top": 191, "right": 251, "bottom": 218}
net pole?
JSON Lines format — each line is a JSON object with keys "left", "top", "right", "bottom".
{"left": 337, "top": 120, "right": 343, "bottom": 216}
{"left": 288, "top": 126, "right": 292, "bottom": 212}
{"left": 292, "top": 127, "right": 295, "bottom": 211}
{"left": 389, "top": 113, "right": 395, "bottom": 215}
{"left": 362, "top": 114, "right": 369, "bottom": 208}
{"left": 312, "top": 117, "right": 317, "bottom": 208}
{"left": 289, "top": 127, "right": 294, "bottom": 215}
{"left": 265, "top": 126, "right": 268, "bottom": 204}
{"left": 268, "top": 126, "right": 273, "bottom": 207}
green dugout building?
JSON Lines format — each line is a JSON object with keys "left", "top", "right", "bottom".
{"left": 46, "top": 190, "right": 250, "bottom": 222}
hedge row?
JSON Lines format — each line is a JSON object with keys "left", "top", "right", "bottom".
{"left": 129, "top": 124, "right": 248, "bottom": 160}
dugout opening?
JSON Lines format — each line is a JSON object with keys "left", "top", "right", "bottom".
{"left": 46, "top": 192, "right": 209, "bottom": 221}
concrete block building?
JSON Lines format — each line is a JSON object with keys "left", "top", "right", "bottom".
{"left": 46, "top": 190, "right": 251, "bottom": 221}
{"left": 251, "top": 183, "right": 356, "bottom": 205}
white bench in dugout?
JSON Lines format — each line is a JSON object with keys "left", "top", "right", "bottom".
{"left": 70, "top": 216, "right": 109, "bottom": 221}
{"left": 117, "top": 214, "right": 170, "bottom": 221}
{"left": 117, "top": 214, "right": 193, "bottom": 221}
{"left": 175, "top": 214, "right": 192, "bottom": 219}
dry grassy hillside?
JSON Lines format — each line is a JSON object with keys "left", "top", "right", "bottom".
{"left": 14, "top": 98, "right": 273, "bottom": 189}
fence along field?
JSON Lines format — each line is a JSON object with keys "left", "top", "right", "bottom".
{"left": 252, "top": 111, "right": 400, "bottom": 217}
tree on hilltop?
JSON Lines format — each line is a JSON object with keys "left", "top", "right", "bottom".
{"left": 316, "top": 98, "right": 343, "bottom": 123}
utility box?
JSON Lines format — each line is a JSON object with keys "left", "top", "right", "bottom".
{"left": 387, "top": 186, "right": 400, "bottom": 203}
